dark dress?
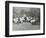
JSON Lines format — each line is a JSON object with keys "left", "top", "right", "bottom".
{"left": 17, "top": 18, "right": 21, "bottom": 23}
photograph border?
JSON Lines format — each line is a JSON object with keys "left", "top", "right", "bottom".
{"left": 5, "top": 1, "right": 45, "bottom": 37}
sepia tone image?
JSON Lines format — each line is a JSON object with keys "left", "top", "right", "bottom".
{"left": 13, "top": 7, "right": 40, "bottom": 31}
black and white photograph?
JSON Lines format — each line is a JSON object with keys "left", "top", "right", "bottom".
{"left": 13, "top": 7, "right": 40, "bottom": 31}
{"left": 5, "top": 1, "right": 45, "bottom": 37}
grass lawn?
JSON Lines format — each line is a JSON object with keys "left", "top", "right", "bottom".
{"left": 13, "top": 22, "right": 40, "bottom": 31}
